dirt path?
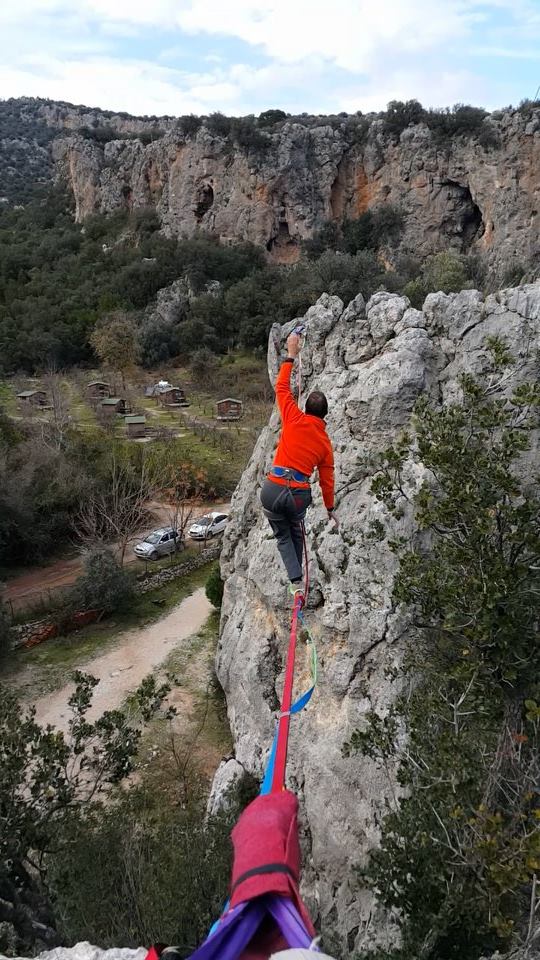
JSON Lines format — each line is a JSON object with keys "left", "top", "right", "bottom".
{"left": 5, "top": 498, "right": 230, "bottom": 610}
{"left": 32, "top": 588, "right": 212, "bottom": 733}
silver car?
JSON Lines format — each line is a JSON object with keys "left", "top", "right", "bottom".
{"left": 133, "top": 527, "right": 182, "bottom": 561}
{"left": 188, "top": 512, "right": 229, "bottom": 540}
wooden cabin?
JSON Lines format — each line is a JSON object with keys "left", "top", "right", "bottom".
{"left": 99, "top": 397, "right": 126, "bottom": 416}
{"left": 17, "top": 389, "right": 47, "bottom": 407}
{"left": 87, "top": 380, "right": 111, "bottom": 401}
{"left": 158, "top": 386, "right": 189, "bottom": 408}
{"left": 216, "top": 398, "right": 243, "bottom": 421}
{"left": 125, "top": 415, "right": 147, "bottom": 438}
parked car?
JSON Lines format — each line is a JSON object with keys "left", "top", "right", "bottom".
{"left": 188, "top": 512, "right": 229, "bottom": 540}
{"left": 133, "top": 527, "right": 182, "bottom": 561}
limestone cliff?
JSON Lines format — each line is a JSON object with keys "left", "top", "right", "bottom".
{"left": 49, "top": 107, "right": 539, "bottom": 275}
{"left": 2, "top": 99, "right": 539, "bottom": 275}
{"left": 216, "top": 282, "right": 540, "bottom": 954}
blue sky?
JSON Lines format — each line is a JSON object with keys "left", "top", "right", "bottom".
{"left": 0, "top": 1, "right": 539, "bottom": 117}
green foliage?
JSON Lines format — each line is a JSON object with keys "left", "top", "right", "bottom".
{"left": 206, "top": 112, "right": 233, "bottom": 138}
{"left": 304, "top": 205, "right": 403, "bottom": 259}
{"left": 177, "top": 114, "right": 203, "bottom": 137}
{"left": 422, "top": 251, "right": 472, "bottom": 294}
{"left": 382, "top": 100, "right": 499, "bottom": 150}
{"left": 0, "top": 673, "right": 173, "bottom": 954}
{"left": 49, "top": 786, "right": 232, "bottom": 951}
{"left": 69, "top": 548, "right": 135, "bottom": 615}
{"left": 258, "top": 109, "right": 288, "bottom": 127}
{"left": 349, "top": 353, "right": 540, "bottom": 960}
{"left": 0, "top": 101, "right": 55, "bottom": 203}
{"left": 383, "top": 99, "right": 426, "bottom": 138}
{"left": 205, "top": 563, "right": 224, "bottom": 608}
{"left": 0, "top": 430, "right": 89, "bottom": 565}
{"left": 90, "top": 311, "right": 140, "bottom": 382}
{"left": 230, "top": 116, "right": 270, "bottom": 153}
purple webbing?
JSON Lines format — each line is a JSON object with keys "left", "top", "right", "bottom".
{"left": 186, "top": 896, "right": 313, "bottom": 960}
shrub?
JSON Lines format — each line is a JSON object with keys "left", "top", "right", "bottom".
{"left": 69, "top": 548, "right": 134, "bottom": 615}
{"left": 258, "top": 109, "right": 288, "bottom": 127}
{"left": 383, "top": 99, "right": 426, "bottom": 138}
{"left": 230, "top": 117, "right": 270, "bottom": 153}
{"left": 422, "top": 250, "right": 472, "bottom": 294}
{"left": 205, "top": 112, "right": 232, "bottom": 138}
{"left": 177, "top": 114, "right": 203, "bottom": 137}
{"left": 206, "top": 564, "right": 224, "bottom": 608}
{"left": 49, "top": 786, "right": 231, "bottom": 951}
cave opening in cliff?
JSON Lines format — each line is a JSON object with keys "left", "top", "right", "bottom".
{"left": 266, "top": 220, "right": 299, "bottom": 263}
{"left": 444, "top": 180, "right": 485, "bottom": 249}
{"left": 195, "top": 182, "right": 214, "bottom": 221}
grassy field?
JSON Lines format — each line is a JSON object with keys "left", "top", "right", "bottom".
{"left": 0, "top": 352, "right": 272, "bottom": 494}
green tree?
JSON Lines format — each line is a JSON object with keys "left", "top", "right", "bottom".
{"left": 422, "top": 251, "right": 471, "bottom": 294}
{"left": 0, "top": 673, "right": 173, "bottom": 954}
{"left": 69, "top": 548, "right": 135, "bottom": 615}
{"left": 90, "top": 311, "right": 140, "bottom": 388}
{"left": 206, "top": 564, "right": 224, "bottom": 608}
{"left": 347, "top": 347, "right": 540, "bottom": 960}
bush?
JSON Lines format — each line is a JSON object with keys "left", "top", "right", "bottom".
{"left": 49, "top": 786, "right": 231, "bottom": 951}
{"left": 383, "top": 99, "right": 426, "bottom": 138}
{"left": 422, "top": 251, "right": 472, "bottom": 294}
{"left": 69, "top": 548, "right": 134, "bottom": 615}
{"left": 177, "top": 114, "right": 203, "bottom": 137}
{"left": 206, "top": 564, "right": 224, "bottom": 608}
{"left": 205, "top": 112, "right": 232, "bottom": 138}
{"left": 230, "top": 117, "right": 270, "bottom": 153}
{"left": 258, "top": 109, "right": 288, "bottom": 127}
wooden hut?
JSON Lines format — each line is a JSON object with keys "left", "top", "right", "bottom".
{"left": 216, "top": 398, "right": 243, "bottom": 421}
{"left": 17, "top": 389, "right": 47, "bottom": 407}
{"left": 158, "top": 386, "right": 189, "bottom": 407}
{"left": 99, "top": 397, "right": 126, "bottom": 416}
{"left": 125, "top": 415, "right": 147, "bottom": 438}
{"left": 87, "top": 380, "right": 111, "bottom": 401}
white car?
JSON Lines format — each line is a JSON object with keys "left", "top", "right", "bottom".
{"left": 188, "top": 512, "right": 229, "bottom": 540}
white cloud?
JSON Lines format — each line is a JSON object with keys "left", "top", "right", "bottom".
{"left": 0, "top": 0, "right": 537, "bottom": 116}
{"left": 175, "top": 0, "right": 481, "bottom": 71}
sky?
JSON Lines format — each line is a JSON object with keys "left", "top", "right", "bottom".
{"left": 0, "top": 0, "right": 539, "bottom": 118}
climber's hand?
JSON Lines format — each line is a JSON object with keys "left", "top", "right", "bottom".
{"left": 328, "top": 510, "right": 339, "bottom": 530}
{"left": 287, "top": 333, "right": 301, "bottom": 358}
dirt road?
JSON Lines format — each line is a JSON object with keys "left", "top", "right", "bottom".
{"left": 5, "top": 499, "right": 230, "bottom": 612}
{"left": 32, "top": 588, "right": 212, "bottom": 732}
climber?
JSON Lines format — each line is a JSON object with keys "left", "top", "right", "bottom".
{"left": 260, "top": 332, "right": 336, "bottom": 604}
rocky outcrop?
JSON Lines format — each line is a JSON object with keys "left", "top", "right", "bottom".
{"left": 48, "top": 107, "right": 540, "bottom": 276}
{"left": 0, "top": 943, "right": 146, "bottom": 960}
{"left": 3, "top": 98, "right": 540, "bottom": 275}
{"left": 217, "top": 282, "right": 540, "bottom": 955}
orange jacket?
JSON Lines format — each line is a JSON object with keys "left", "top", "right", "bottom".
{"left": 270, "top": 359, "right": 335, "bottom": 510}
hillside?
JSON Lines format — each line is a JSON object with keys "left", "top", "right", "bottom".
{"left": 2, "top": 98, "right": 540, "bottom": 283}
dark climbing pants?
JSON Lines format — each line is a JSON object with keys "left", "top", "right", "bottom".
{"left": 260, "top": 478, "right": 312, "bottom": 583}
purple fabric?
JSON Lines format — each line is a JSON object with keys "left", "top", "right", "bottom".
{"left": 186, "top": 896, "right": 313, "bottom": 960}
{"left": 266, "top": 897, "right": 314, "bottom": 950}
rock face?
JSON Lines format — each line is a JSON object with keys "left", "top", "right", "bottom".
{"left": 48, "top": 107, "right": 540, "bottom": 276}
{"left": 0, "top": 943, "right": 146, "bottom": 960}
{"left": 3, "top": 98, "right": 540, "bottom": 275}
{"left": 217, "top": 282, "right": 540, "bottom": 955}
